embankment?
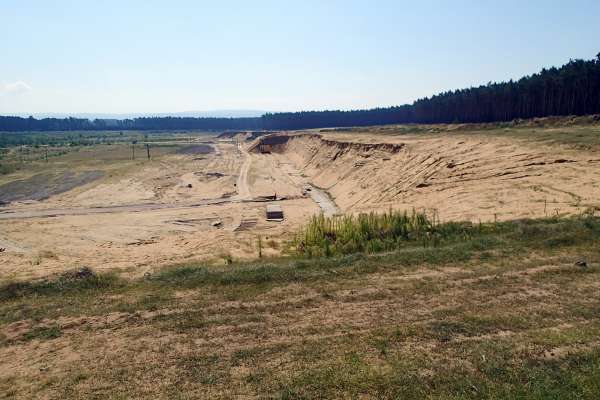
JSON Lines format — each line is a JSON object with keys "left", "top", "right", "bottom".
{"left": 250, "top": 132, "right": 600, "bottom": 221}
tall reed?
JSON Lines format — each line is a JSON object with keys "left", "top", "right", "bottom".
{"left": 295, "top": 209, "right": 474, "bottom": 257}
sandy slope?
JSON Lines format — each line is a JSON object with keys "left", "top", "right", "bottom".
{"left": 258, "top": 131, "right": 600, "bottom": 222}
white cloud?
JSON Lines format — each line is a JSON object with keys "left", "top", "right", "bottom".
{"left": 2, "top": 81, "right": 32, "bottom": 95}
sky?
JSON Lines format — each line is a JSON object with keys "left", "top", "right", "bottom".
{"left": 1, "top": 0, "right": 599, "bottom": 116}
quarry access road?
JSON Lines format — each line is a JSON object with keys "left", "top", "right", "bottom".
{"left": 0, "top": 199, "right": 239, "bottom": 220}
{"left": 0, "top": 194, "right": 307, "bottom": 221}
{"left": 235, "top": 143, "right": 252, "bottom": 200}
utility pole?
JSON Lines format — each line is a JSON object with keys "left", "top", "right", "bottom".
{"left": 131, "top": 140, "right": 137, "bottom": 160}
{"left": 146, "top": 143, "right": 151, "bottom": 159}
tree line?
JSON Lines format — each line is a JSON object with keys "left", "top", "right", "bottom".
{"left": 2, "top": 53, "right": 599, "bottom": 132}
{"left": 0, "top": 116, "right": 262, "bottom": 132}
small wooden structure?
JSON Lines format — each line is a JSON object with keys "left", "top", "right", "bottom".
{"left": 266, "top": 204, "right": 284, "bottom": 221}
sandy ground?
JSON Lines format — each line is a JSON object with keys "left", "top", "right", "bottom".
{"left": 1, "top": 126, "right": 600, "bottom": 280}
{"left": 260, "top": 130, "right": 600, "bottom": 222}
{"left": 0, "top": 141, "right": 319, "bottom": 281}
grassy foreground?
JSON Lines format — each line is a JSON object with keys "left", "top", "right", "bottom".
{"left": 1, "top": 216, "right": 600, "bottom": 398}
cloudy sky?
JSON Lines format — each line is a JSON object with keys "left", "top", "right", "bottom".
{"left": 1, "top": 0, "right": 599, "bottom": 115}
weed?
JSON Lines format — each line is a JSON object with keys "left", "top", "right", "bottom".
{"left": 295, "top": 209, "right": 484, "bottom": 257}
{"left": 22, "top": 325, "right": 61, "bottom": 342}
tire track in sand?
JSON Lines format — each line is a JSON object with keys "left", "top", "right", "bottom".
{"left": 235, "top": 143, "right": 252, "bottom": 200}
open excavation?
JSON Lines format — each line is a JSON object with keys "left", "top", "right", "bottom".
{"left": 2, "top": 120, "right": 600, "bottom": 398}
{"left": 1, "top": 120, "right": 600, "bottom": 281}
{"left": 3, "top": 3, "right": 600, "bottom": 397}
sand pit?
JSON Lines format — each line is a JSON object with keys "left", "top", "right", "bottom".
{"left": 0, "top": 141, "right": 319, "bottom": 280}
{"left": 251, "top": 130, "right": 600, "bottom": 222}
{"left": 1, "top": 122, "right": 600, "bottom": 280}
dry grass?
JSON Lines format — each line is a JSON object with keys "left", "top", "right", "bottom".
{"left": 335, "top": 115, "right": 600, "bottom": 150}
{"left": 1, "top": 216, "right": 600, "bottom": 398}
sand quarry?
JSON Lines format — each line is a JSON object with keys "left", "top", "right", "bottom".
{"left": 1, "top": 123, "right": 600, "bottom": 281}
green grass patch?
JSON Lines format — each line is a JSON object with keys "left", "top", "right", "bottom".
{"left": 21, "top": 325, "right": 61, "bottom": 342}
{"left": 0, "top": 267, "right": 122, "bottom": 302}
{"left": 2, "top": 215, "right": 600, "bottom": 398}
{"left": 295, "top": 209, "right": 476, "bottom": 257}
{"left": 294, "top": 210, "right": 600, "bottom": 258}
{"left": 273, "top": 343, "right": 600, "bottom": 399}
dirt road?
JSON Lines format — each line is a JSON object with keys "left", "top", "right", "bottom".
{"left": 235, "top": 143, "right": 252, "bottom": 200}
{"left": 0, "top": 198, "right": 237, "bottom": 220}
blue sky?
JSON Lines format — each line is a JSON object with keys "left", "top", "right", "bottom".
{"left": 1, "top": 0, "right": 599, "bottom": 115}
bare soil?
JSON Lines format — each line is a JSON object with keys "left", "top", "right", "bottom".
{"left": 257, "top": 127, "right": 600, "bottom": 221}
{"left": 0, "top": 141, "right": 319, "bottom": 281}
{"left": 0, "top": 171, "right": 104, "bottom": 204}
{"left": 1, "top": 121, "right": 600, "bottom": 281}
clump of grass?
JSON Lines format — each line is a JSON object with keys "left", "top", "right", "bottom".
{"left": 22, "top": 325, "right": 61, "bottom": 342}
{"left": 295, "top": 209, "right": 476, "bottom": 257}
{"left": 0, "top": 267, "right": 120, "bottom": 301}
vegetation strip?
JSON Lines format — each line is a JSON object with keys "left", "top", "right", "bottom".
{"left": 0, "top": 216, "right": 599, "bottom": 397}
